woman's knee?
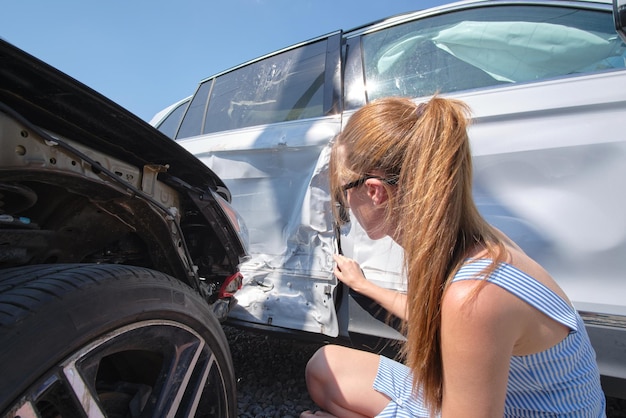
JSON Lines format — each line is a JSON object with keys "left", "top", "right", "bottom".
{"left": 306, "top": 345, "right": 350, "bottom": 376}
{"left": 305, "top": 345, "right": 334, "bottom": 386}
{"left": 305, "top": 346, "right": 351, "bottom": 401}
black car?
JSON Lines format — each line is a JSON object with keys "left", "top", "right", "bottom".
{"left": 0, "top": 39, "right": 248, "bottom": 417}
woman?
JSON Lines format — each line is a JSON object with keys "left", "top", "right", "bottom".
{"left": 301, "top": 97, "right": 605, "bottom": 417}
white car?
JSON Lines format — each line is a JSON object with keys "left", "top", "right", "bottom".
{"left": 153, "top": 0, "right": 626, "bottom": 399}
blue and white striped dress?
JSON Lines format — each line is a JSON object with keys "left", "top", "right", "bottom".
{"left": 373, "top": 259, "right": 606, "bottom": 417}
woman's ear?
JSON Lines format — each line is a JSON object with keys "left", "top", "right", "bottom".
{"left": 365, "top": 179, "right": 389, "bottom": 206}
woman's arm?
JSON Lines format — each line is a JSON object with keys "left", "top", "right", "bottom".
{"left": 440, "top": 279, "right": 526, "bottom": 417}
{"left": 333, "top": 254, "right": 407, "bottom": 320}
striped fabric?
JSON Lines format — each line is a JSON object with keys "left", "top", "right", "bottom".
{"left": 373, "top": 259, "right": 606, "bottom": 418}
{"left": 373, "top": 356, "right": 431, "bottom": 417}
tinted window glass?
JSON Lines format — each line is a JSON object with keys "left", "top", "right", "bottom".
{"left": 360, "top": 5, "right": 626, "bottom": 101}
{"left": 344, "top": 37, "right": 366, "bottom": 110}
{"left": 156, "top": 99, "right": 189, "bottom": 139}
{"left": 177, "top": 81, "right": 211, "bottom": 139}
{"left": 203, "top": 40, "right": 327, "bottom": 134}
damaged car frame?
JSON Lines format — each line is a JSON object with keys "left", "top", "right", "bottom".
{"left": 153, "top": 0, "right": 626, "bottom": 399}
{"left": 0, "top": 39, "right": 249, "bottom": 417}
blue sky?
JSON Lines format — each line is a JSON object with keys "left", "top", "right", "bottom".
{"left": 2, "top": 1, "right": 449, "bottom": 122}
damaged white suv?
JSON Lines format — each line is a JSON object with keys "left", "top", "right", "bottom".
{"left": 153, "top": 0, "right": 626, "bottom": 399}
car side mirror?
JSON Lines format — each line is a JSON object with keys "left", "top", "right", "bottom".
{"left": 614, "top": 0, "right": 626, "bottom": 43}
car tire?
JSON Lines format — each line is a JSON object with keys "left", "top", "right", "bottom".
{"left": 0, "top": 263, "right": 237, "bottom": 417}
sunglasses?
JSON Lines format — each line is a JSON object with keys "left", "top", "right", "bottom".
{"left": 342, "top": 174, "right": 398, "bottom": 192}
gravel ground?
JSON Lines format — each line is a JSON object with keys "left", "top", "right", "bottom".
{"left": 226, "top": 326, "right": 322, "bottom": 417}
{"left": 226, "top": 326, "right": 626, "bottom": 418}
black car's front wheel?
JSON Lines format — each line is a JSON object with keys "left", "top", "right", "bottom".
{"left": 0, "top": 264, "right": 237, "bottom": 418}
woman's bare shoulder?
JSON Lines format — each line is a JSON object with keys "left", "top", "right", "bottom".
{"left": 444, "top": 276, "right": 524, "bottom": 319}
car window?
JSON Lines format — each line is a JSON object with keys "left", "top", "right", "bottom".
{"left": 359, "top": 5, "right": 626, "bottom": 101}
{"left": 205, "top": 40, "right": 327, "bottom": 134}
{"left": 177, "top": 81, "right": 212, "bottom": 139}
{"left": 155, "top": 98, "right": 190, "bottom": 139}
{"left": 173, "top": 40, "right": 327, "bottom": 140}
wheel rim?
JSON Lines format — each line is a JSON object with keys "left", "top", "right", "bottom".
{"left": 8, "top": 320, "right": 231, "bottom": 418}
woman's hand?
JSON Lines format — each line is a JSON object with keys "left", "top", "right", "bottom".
{"left": 332, "top": 254, "right": 369, "bottom": 292}
{"left": 333, "top": 254, "right": 407, "bottom": 320}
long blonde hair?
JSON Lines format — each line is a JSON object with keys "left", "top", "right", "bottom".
{"left": 330, "top": 96, "right": 505, "bottom": 413}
